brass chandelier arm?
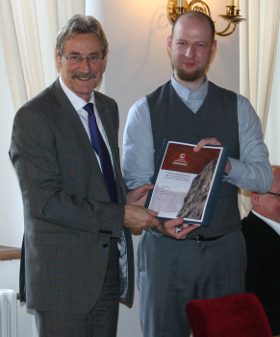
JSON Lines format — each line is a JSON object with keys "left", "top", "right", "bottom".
{"left": 166, "top": 0, "right": 245, "bottom": 37}
{"left": 215, "top": 21, "right": 237, "bottom": 37}
{"left": 188, "top": 0, "right": 211, "bottom": 17}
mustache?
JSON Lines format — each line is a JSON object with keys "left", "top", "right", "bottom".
{"left": 71, "top": 72, "right": 97, "bottom": 80}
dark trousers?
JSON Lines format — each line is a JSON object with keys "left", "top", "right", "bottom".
{"left": 35, "top": 240, "right": 119, "bottom": 337}
{"left": 138, "top": 230, "right": 246, "bottom": 337}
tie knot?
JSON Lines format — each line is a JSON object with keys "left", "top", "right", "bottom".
{"left": 84, "top": 103, "right": 94, "bottom": 115}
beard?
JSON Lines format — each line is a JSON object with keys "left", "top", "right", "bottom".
{"left": 176, "top": 67, "right": 205, "bottom": 82}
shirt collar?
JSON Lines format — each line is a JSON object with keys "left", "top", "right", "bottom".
{"left": 252, "top": 210, "right": 280, "bottom": 236}
{"left": 171, "top": 75, "right": 209, "bottom": 103}
{"left": 59, "top": 76, "right": 95, "bottom": 110}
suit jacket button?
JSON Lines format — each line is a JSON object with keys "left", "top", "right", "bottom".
{"left": 102, "top": 243, "right": 109, "bottom": 249}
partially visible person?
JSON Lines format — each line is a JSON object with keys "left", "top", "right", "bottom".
{"left": 242, "top": 165, "right": 280, "bottom": 336}
{"left": 122, "top": 11, "right": 272, "bottom": 337}
{"left": 9, "top": 14, "right": 159, "bottom": 337}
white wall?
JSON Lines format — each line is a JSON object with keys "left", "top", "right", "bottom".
{"left": 0, "top": 1, "right": 239, "bottom": 336}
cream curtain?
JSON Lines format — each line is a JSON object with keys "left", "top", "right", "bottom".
{"left": 240, "top": 0, "right": 280, "bottom": 132}
{"left": 239, "top": 0, "right": 280, "bottom": 217}
{"left": 265, "top": 32, "right": 280, "bottom": 165}
{"left": 0, "top": 0, "right": 85, "bottom": 111}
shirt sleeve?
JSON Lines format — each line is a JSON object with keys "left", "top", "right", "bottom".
{"left": 224, "top": 94, "right": 272, "bottom": 192}
{"left": 122, "top": 97, "right": 155, "bottom": 189}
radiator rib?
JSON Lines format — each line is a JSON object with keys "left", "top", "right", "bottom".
{"left": 0, "top": 289, "right": 18, "bottom": 337}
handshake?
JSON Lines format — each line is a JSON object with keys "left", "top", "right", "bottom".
{"left": 124, "top": 184, "right": 198, "bottom": 239}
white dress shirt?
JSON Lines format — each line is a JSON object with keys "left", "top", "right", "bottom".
{"left": 59, "top": 77, "right": 114, "bottom": 172}
{"left": 252, "top": 210, "right": 280, "bottom": 236}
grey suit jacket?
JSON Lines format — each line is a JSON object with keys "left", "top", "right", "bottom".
{"left": 9, "top": 79, "right": 134, "bottom": 313}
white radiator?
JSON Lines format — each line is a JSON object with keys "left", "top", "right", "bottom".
{"left": 0, "top": 289, "right": 18, "bottom": 337}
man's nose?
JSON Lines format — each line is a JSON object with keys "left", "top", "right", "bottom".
{"left": 185, "top": 45, "right": 195, "bottom": 57}
{"left": 79, "top": 57, "right": 91, "bottom": 70}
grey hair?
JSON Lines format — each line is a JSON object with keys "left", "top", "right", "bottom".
{"left": 56, "top": 14, "right": 108, "bottom": 58}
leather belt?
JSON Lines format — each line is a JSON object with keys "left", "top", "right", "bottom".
{"left": 187, "top": 234, "right": 224, "bottom": 242}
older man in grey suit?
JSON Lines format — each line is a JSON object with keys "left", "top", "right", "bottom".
{"left": 9, "top": 15, "right": 159, "bottom": 337}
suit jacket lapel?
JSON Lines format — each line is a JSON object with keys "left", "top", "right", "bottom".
{"left": 49, "top": 80, "right": 106, "bottom": 185}
{"left": 49, "top": 80, "right": 126, "bottom": 202}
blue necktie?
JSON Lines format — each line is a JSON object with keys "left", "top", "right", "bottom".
{"left": 84, "top": 103, "right": 118, "bottom": 203}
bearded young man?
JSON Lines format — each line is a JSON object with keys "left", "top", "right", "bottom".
{"left": 122, "top": 11, "right": 272, "bottom": 337}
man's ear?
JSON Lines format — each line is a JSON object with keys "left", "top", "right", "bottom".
{"left": 101, "top": 54, "right": 108, "bottom": 73}
{"left": 167, "top": 35, "right": 172, "bottom": 56}
{"left": 55, "top": 48, "right": 62, "bottom": 71}
{"left": 251, "top": 191, "right": 261, "bottom": 206}
{"left": 210, "top": 39, "right": 217, "bottom": 64}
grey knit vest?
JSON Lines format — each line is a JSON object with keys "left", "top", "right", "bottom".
{"left": 147, "top": 81, "right": 241, "bottom": 236}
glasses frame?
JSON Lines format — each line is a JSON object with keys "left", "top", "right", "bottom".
{"left": 58, "top": 49, "right": 104, "bottom": 65}
{"left": 266, "top": 191, "right": 280, "bottom": 197}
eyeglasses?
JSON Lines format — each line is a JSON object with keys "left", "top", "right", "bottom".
{"left": 266, "top": 191, "right": 280, "bottom": 197}
{"left": 60, "top": 51, "right": 103, "bottom": 65}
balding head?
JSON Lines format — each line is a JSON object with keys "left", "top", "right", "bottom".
{"left": 251, "top": 165, "right": 280, "bottom": 222}
{"left": 171, "top": 11, "right": 216, "bottom": 42}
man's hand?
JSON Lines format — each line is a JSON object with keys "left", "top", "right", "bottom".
{"left": 193, "top": 137, "right": 222, "bottom": 151}
{"left": 156, "top": 218, "right": 200, "bottom": 239}
{"left": 124, "top": 204, "right": 160, "bottom": 235}
{"left": 127, "top": 184, "right": 154, "bottom": 207}
{"left": 194, "top": 137, "right": 231, "bottom": 175}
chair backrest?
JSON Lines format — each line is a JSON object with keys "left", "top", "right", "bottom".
{"left": 186, "top": 293, "right": 272, "bottom": 337}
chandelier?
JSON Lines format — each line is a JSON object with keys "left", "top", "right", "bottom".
{"left": 167, "top": 0, "right": 245, "bottom": 37}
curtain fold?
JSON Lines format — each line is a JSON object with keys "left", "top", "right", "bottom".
{"left": 0, "top": 0, "right": 85, "bottom": 111}
{"left": 240, "top": 0, "right": 280, "bottom": 133}
{"left": 264, "top": 31, "right": 280, "bottom": 165}
{"left": 239, "top": 0, "right": 280, "bottom": 218}
{"left": 0, "top": 0, "right": 28, "bottom": 109}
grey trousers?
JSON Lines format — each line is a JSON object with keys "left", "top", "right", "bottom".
{"left": 137, "top": 230, "right": 246, "bottom": 337}
{"left": 35, "top": 240, "right": 119, "bottom": 337}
